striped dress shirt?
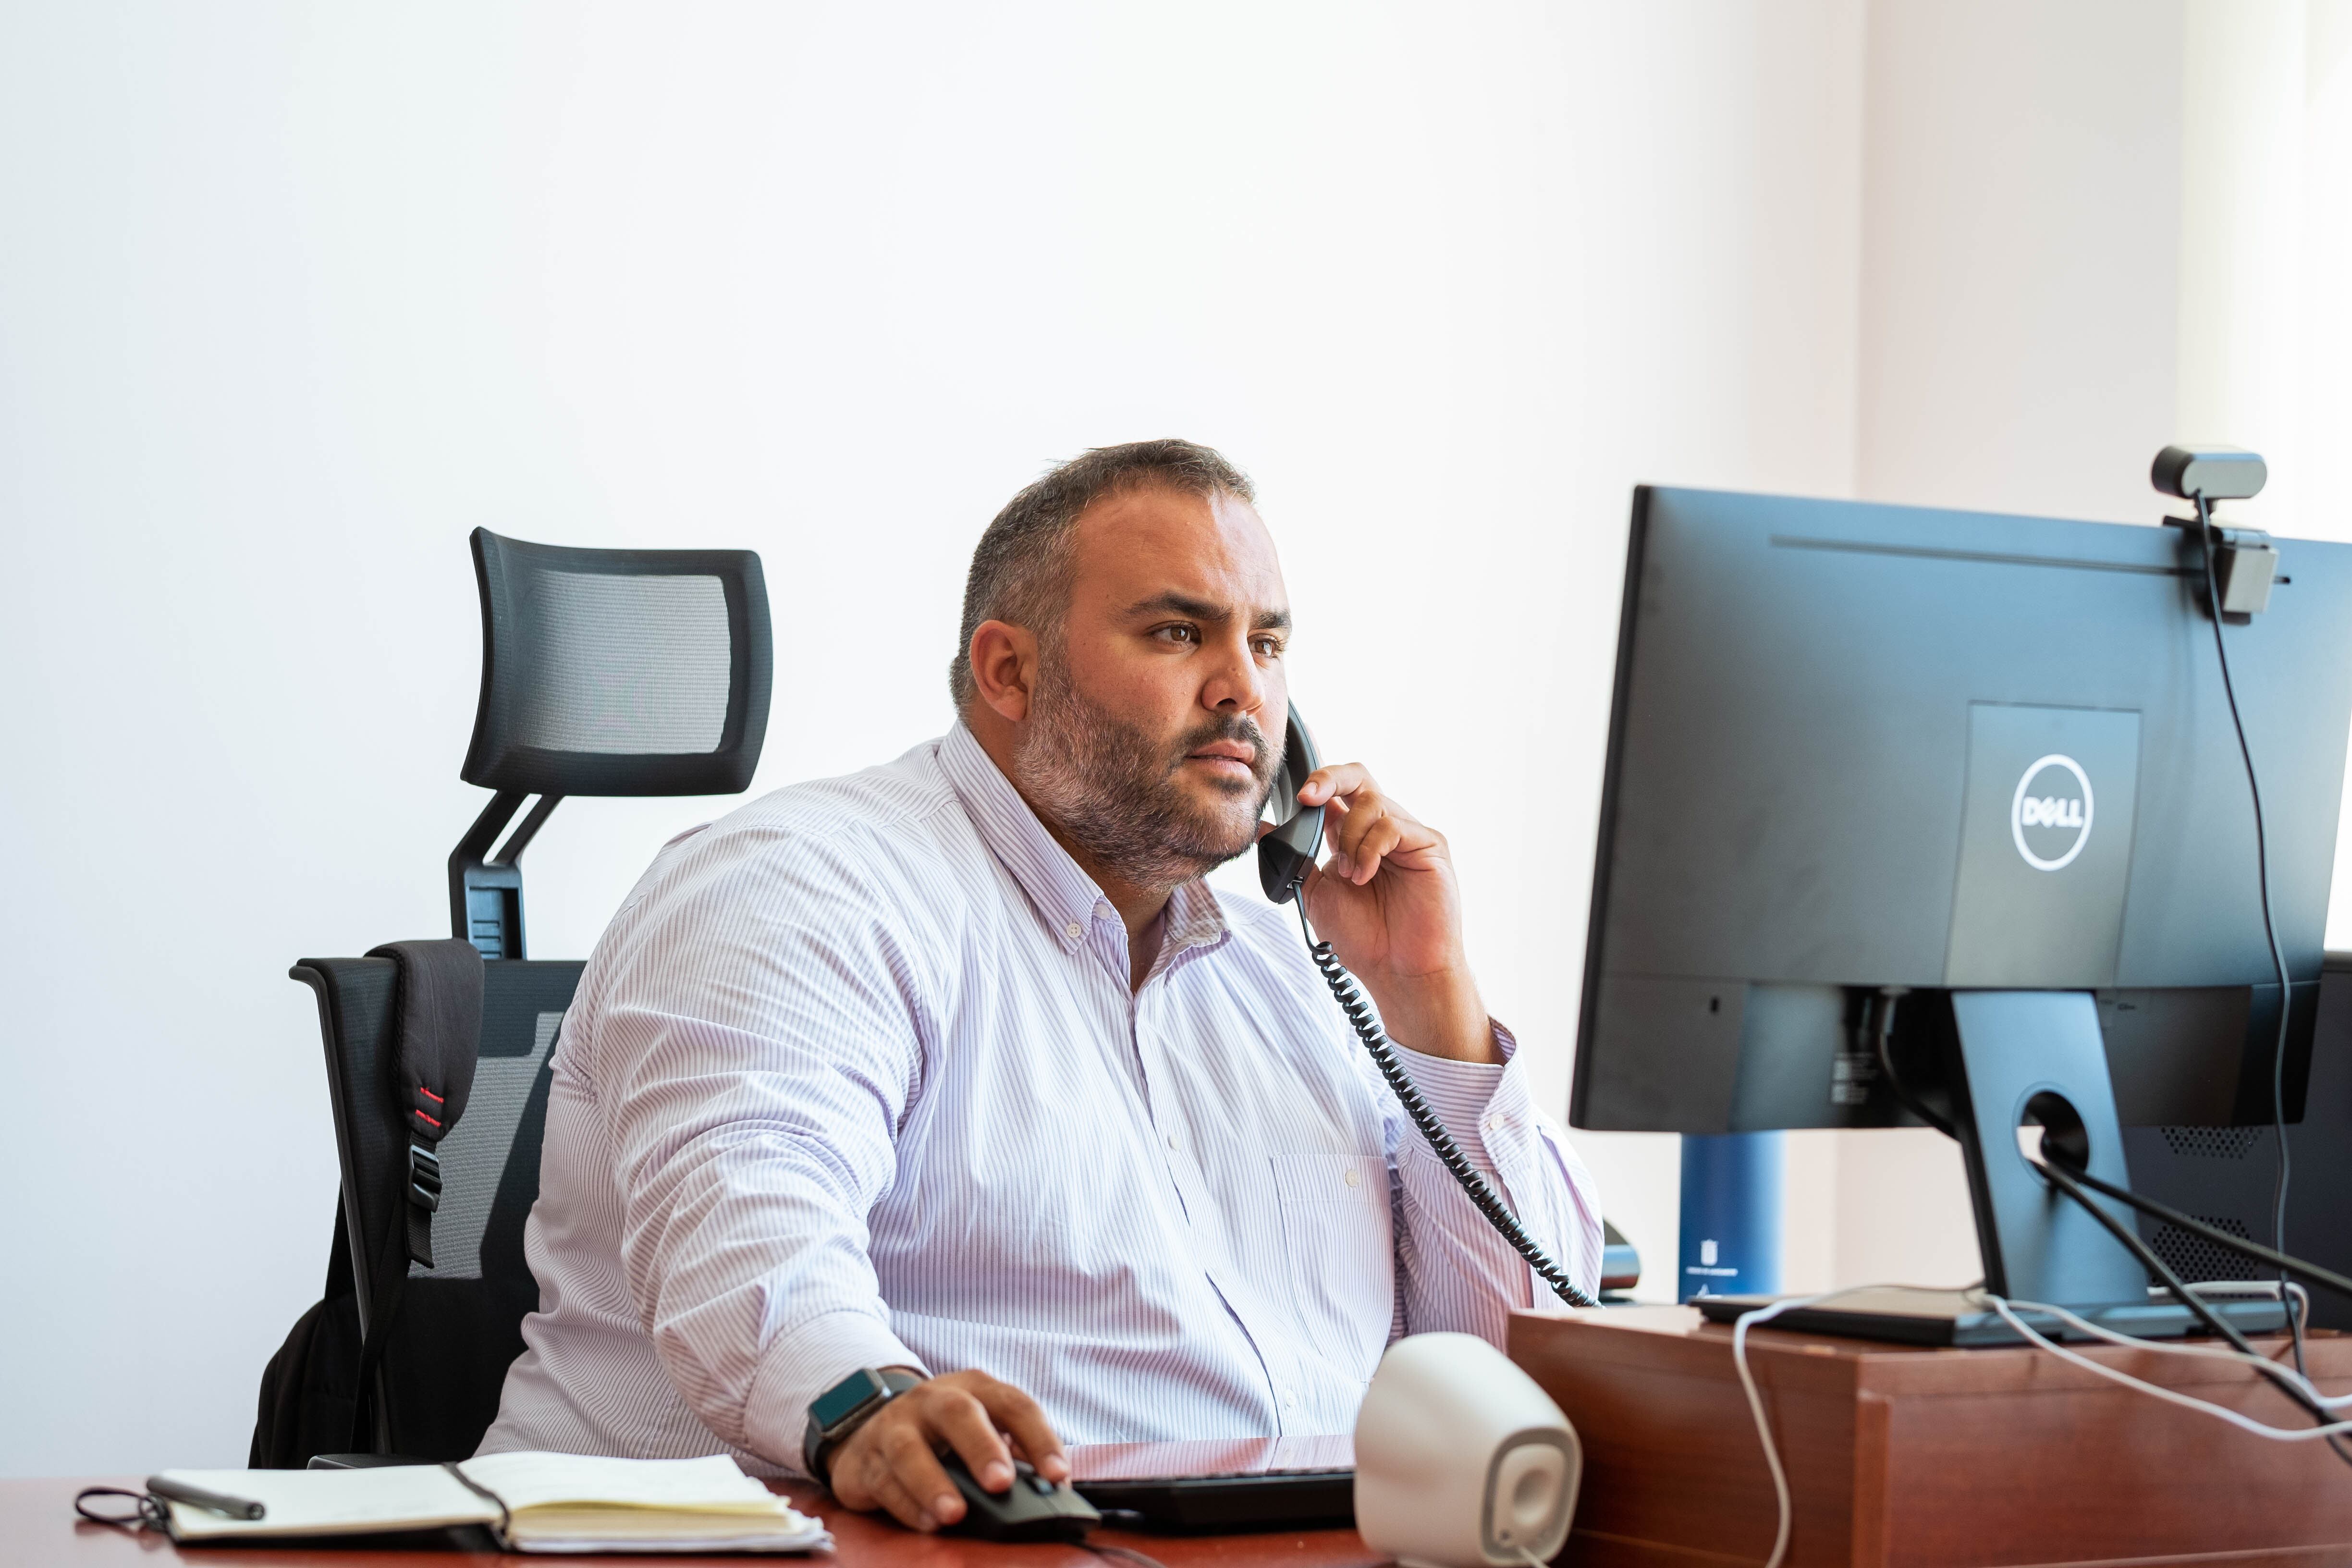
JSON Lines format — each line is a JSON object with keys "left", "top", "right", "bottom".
{"left": 479, "top": 723, "right": 1603, "bottom": 1473}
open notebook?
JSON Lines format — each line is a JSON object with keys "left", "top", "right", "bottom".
{"left": 150, "top": 1452, "right": 830, "bottom": 1554}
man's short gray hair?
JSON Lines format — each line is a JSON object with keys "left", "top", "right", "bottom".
{"left": 949, "top": 438, "right": 1256, "bottom": 710}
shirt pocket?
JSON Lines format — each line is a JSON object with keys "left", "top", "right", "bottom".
{"left": 1270, "top": 1152, "right": 1394, "bottom": 1380}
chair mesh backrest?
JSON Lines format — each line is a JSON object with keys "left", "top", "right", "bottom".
{"left": 462, "top": 529, "right": 772, "bottom": 797}
{"left": 296, "top": 956, "right": 586, "bottom": 1458}
{"left": 408, "top": 995, "right": 564, "bottom": 1285}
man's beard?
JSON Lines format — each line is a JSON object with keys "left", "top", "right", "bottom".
{"left": 1010, "top": 650, "right": 1277, "bottom": 893}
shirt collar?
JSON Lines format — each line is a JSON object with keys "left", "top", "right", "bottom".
{"left": 1161, "top": 877, "right": 1229, "bottom": 960}
{"left": 938, "top": 723, "right": 1230, "bottom": 961}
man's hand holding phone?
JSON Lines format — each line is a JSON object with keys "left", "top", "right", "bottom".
{"left": 823, "top": 1369, "right": 1070, "bottom": 1532}
{"left": 1294, "top": 762, "right": 1500, "bottom": 1066}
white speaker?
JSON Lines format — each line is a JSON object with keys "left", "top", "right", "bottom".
{"left": 1352, "top": 1332, "right": 1582, "bottom": 1568}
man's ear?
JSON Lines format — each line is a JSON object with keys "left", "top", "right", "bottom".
{"left": 968, "top": 620, "right": 1038, "bottom": 722}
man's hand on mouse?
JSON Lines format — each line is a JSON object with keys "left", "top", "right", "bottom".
{"left": 823, "top": 1369, "right": 1069, "bottom": 1531}
{"left": 1296, "top": 762, "right": 1499, "bottom": 1066}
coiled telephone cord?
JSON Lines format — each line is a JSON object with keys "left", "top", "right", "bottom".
{"left": 1298, "top": 905, "right": 1599, "bottom": 1310}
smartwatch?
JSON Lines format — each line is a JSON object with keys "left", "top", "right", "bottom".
{"left": 802, "top": 1366, "right": 925, "bottom": 1483}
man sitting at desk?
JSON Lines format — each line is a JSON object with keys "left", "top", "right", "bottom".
{"left": 480, "top": 439, "right": 1603, "bottom": 1531}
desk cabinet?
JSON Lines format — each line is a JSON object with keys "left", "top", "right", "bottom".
{"left": 1512, "top": 1306, "right": 2352, "bottom": 1567}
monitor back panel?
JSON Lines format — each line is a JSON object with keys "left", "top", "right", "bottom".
{"left": 1572, "top": 487, "right": 2352, "bottom": 1133}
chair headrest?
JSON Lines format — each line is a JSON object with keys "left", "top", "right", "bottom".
{"left": 460, "top": 528, "right": 772, "bottom": 798}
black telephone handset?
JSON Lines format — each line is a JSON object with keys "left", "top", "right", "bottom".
{"left": 1257, "top": 707, "right": 1327, "bottom": 906}
{"left": 1260, "top": 703, "right": 1596, "bottom": 1310}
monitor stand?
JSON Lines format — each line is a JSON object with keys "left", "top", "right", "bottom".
{"left": 1695, "top": 990, "right": 2287, "bottom": 1345}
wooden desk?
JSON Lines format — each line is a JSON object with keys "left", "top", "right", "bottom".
{"left": 6, "top": 1475, "right": 1383, "bottom": 1568}
{"left": 1511, "top": 1305, "right": 2352, "bottom": 1568}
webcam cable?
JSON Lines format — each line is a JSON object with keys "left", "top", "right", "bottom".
{"left": 2194, "top": 496, "right": 2298, "bottom": 1283}
{"left": 2186, "top": 500, "right": 2352, "bottom": 1462}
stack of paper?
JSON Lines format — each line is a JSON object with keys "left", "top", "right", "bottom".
{"left": 152, "top": 1452, "right": 831, "bottom": 1554}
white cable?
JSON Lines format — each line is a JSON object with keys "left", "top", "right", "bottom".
{"left": 2039, "top": 1292, "right": 2335, "bottom": 1393}
{"left": 1985, "top": 1295, "right": 2352, "bottom": 1441}
{"left": 1995, "top": 1291, "right": 2352, "bottom": 1408}
{"left": 1729, "top": 1294, "right": 1817, "bottom": 1568}
{"left": 2190, "top": 1281, "right": 2296, "bottom": 1298}
{"left": 1727, "top": 1284, "right": 1991, "bottom": 1568}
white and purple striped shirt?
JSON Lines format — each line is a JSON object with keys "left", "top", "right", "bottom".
{"left": 480, "top": 724, "right": 1603, "bottom": 1473}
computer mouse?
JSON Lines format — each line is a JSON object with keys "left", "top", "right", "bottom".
{"left": 935, "top": 1452, "right": 1101, "bottom": 1542}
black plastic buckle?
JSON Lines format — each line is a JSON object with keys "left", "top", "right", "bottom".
{"left": 408, "top": 1144, "right": 443, "bottom": 1213}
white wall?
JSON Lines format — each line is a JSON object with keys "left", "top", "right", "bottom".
{"left": 0, "top": 0, "right": 1872, "bottom": 1475}
{"left": 7, "top": 0, "right": 2343, "bottom": 1474}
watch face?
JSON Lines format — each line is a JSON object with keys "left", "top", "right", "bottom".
{"left": 811, "top": 1368, "right": 887, "bottom": 1430}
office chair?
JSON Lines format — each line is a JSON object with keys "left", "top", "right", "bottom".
{"left": 1597, "top": 1220, "right": 1641, "bottom": 1300}
{"left": 254, "top": 528, "right": 772, "bottom": 1465}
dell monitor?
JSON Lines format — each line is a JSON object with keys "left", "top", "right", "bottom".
{"left": 1570, "top": 484, "right": 2352, "bottom": 1341}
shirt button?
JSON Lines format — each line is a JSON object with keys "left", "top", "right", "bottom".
{"left": 1342, "top": 1166, "right": 1361, "bottom": 1188}
{"left": 1066, "top": 921, "right": 1084, "bottom": 940}
{"left": 1166, "top": 1132, "right": 1181, "bottom": 1152}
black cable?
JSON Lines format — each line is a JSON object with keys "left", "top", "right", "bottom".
{"left": 2059, "top": 1163, "right": 2352, "bottom": 1305}
{"left": 2038, "top": 1160, "right": 2256, "bottom": 1350}
{"left": 1297, "top": 903, "right": 1599, "bottom": 1310}
{"left": 73, "top": 1487, "right": 165, "bottom": 1531}
{"left": 2037, "top": 1158, "right": 2351, "bottom": 1457}
{"left": 442, "top": 1462, "right": 513, "bottom": 1544}
{"left": 2066, "top": 1162, "right": 2352, "bottom": 1468}
{"left": 2163, "top": 504, "right": 2345, "bottom": 1468}
{"left": 2195, "top": 496, "right": 2298, "bottom": 1275}
{"left": 1867, "top": 991, "right": 1955, "bottom": 1138}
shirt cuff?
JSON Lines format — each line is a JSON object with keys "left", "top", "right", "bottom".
{"left": 1395, "top": 1019, "right": 1522, "bottom": 1159}
{"left": 741, "top": 1308, "right": 930, "bottom": 1475}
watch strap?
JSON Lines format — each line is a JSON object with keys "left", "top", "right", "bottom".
{"left": 803, "top": 1366, "right": 925, "bottom": 1482}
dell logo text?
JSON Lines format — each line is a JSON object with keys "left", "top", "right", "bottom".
{"left": 2019, "top": 796, "right": 2084, "bottom": 830}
